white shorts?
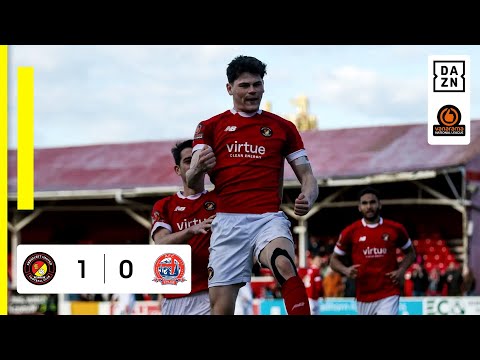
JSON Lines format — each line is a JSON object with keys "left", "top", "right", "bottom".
{"left": 208, "top": 211, "right": 293, "bottom": 287}
{"left": 309, "top": 298, "right": 320, "bottom": 315}
{"left": 161, "top": 291, "right": 210, "bottom": 315}
{"left": 356, "top": 295, "right": 400, "bottom": 315}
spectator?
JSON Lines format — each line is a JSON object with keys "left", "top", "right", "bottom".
{"left": 411, "top": 262, "right": 429, "bottom": 296}
{"left": 426, "top": 267, "right": 442, "bottom": 296}
{"left": 444, "top": 261, "right": 463, "bottom": 296}
{"left": 462, "top": 266, "right": 476, "bottom": 296}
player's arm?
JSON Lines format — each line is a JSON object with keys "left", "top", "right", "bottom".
{"left": 329, "top": 252, "right": 349, "bottom": 277}
{"left": 330, "top": 250, "right": 360, "bottom": 279}
{"left": 386, "top": 237, "right": 416, "bottom": 285}
{"left": 186, "top": 145, "right": 216, "bottom": 189}
{"left": 153, "top": 215, "right": 216, "bottom": 245}
{"left": 397, "top": 241, "right": 416, "bottom": 276}
{"left": 289, "top": 156, "right": 319, "bottom": 216}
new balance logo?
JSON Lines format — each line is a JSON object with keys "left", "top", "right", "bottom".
{"left": 224, "top": 126, "right": 237, "bottom": 132}
{"left": 174, "top": 206, "right": 186, "bottom": 211}
{"left": 359, "top": 236, "right": 366, "bottom": 242}
{"left": 291, "top": 302, "right": 305, "bottom": 311}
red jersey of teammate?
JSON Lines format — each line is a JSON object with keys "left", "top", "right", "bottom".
{"left": 298, "top": 266, "right": 323, "bottom": 300}
{"left": 334, "top": 217, "right": 411, "bottom": 303}
{"left": 192, "top": 109, "right": 306, "bottom": 214}
{"left": 150, "top": 190, "right": 217, "bottom": 299}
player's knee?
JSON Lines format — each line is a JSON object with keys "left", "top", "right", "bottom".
{"left": 269, "top": 248, "right": 297, "bottom": 285}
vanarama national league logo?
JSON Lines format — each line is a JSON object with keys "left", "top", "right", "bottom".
{"left": 153, "top": 253, "right": 187, "bottom": 285}
{"left": 23, "top": 252, "right": 56, "bottom": 285}
{"left": 433, "top": 104, "right": 465, "bottom": 136}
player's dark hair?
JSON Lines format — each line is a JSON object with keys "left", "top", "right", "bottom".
{"left": 171, "top": 139, "right": 193, "bottom": 166}
{"left": 226, "top": 55, "right": 267, "bottom": 84}
{"left": 358, "top": 186, "right": 380, "bottom": 200}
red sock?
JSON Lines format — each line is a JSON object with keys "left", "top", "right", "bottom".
{"left": 281, "top": 276, "right": 311, "bottom": 315}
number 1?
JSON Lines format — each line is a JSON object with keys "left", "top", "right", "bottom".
{"left": 78, "top": 260, "right": 85, "bottom": 278}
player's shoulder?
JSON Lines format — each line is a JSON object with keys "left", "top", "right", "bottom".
{"left": 344, "top": 219, "right": 363, "bottom": 232}
{"left": 383, "top": 218, "right": 407, "bottom": 231}
{"left": 194, "top": 111, "right": 232, "bottom": 141}
{"left": 204, "top": 189, "right": 218, "bottom": 199}
{"left": 152, "top": 194, "right": 176, "bottom": 209}
{"left": 261, "top": 110, "right": 294, "bottom": 125}
{"left": 337, "top": 221, "right": 361, "bottom": 244}
{"left": 262, "top": 111, "right": 302, "bottom": 138}
{"left": 201, "top": 110, "right": 232, "bottom": 125}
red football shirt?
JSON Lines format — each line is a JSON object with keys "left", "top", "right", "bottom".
{"left": 299, "top": 266, "right": 323, "bottom": 300}
{"left": 192, "top": 109, "right": 306, "bottom": 214}
{"left": 334, "top": 217, "right": 411, "bottom": 302}
{"left": 150, "top": 190, "right": 217, "bottom": 299}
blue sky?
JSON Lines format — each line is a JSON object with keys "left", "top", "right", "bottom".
{"left": 7, "top": 45, "right": 480, "bottom": 149}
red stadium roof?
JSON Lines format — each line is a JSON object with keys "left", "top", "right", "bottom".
{"left": 287, "top": 120, "right": 480, "bottom": 182}
{"left": 8, "top": 120, "right": 480, "bottom": 197}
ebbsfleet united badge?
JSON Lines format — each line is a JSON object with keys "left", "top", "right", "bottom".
{"left": 152, "top": 253, "right": 186, "bottom": 285}
{"left": 23, "top": 252, "right": 56, "bottom": 285}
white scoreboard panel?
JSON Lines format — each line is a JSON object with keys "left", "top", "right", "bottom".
{"left": 16, "top": 244, "right": 191, "bottom": 294}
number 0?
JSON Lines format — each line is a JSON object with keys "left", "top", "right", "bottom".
{"left": 120, "top": 260, "right": 133, "bottom": 278}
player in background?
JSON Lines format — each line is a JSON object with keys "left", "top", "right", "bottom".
{"left": 111, "top": 293, "right": 136, "bottom": 315}
{"left": 329, "top": 186, "right": 416, "bottom": 315}
{"left": 298, "top": 253, "right": 324, "bottom": 315}
{"left": 151, "top": 139, "right": 217, "bottom": 315}
{"left": 234, "top": 282, "right": 254, "bottom": 315}
{"left": 187, "top": 55, "right": 319, "bottom": 315}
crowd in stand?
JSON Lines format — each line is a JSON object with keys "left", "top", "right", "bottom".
{"left": 408, "top": 259, "right": 476, "bottom": 297}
